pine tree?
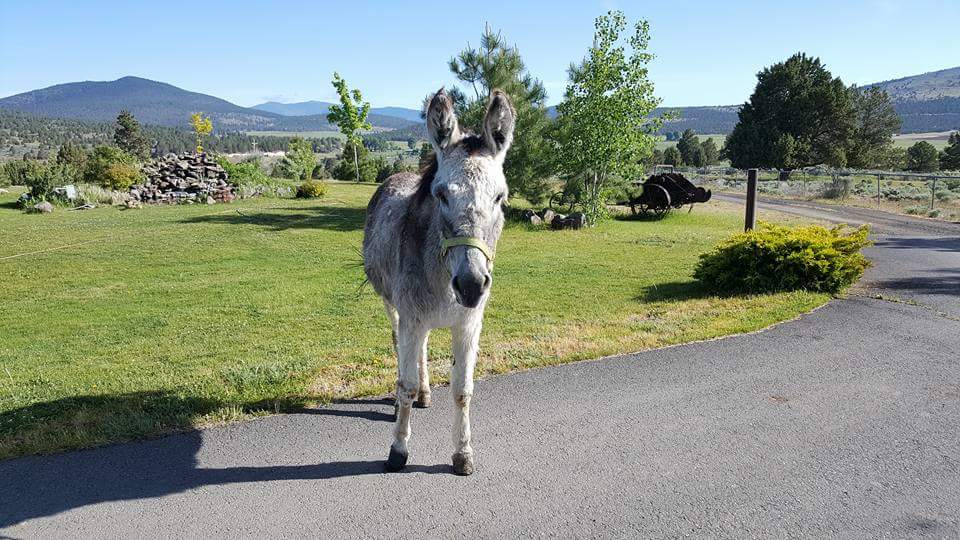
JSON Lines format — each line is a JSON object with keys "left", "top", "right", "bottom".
{"left": 114, "top": 110, "right": 149, "bottom": 159}
{"left": 449, "top": 25, "right": 554, "bottom": 203}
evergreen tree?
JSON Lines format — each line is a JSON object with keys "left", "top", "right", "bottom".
{"left": 701, "top": 138, "right": 719, "bottom": 166}
{"left": 906, "top": 141, "right": 940, "bottom": 172}
{"left": 114, "top": 110, "right": 149, "bottom": 159}
{"left": 663, "top": 146, "right": 682, "bottom": 166}
{"left": 449, "top": 25, "right": 554, "bottom": 203}
{"left": 939, "top": 132, "right": 960, "bottom": 171}
{"left": 846, "top": 86, "right": 902, "bottom": 169}
{"left": 723, "top": 53, "right": 853, "bottom": 169}
{"left": 676, "top": 129, "right": 702, "bottom": 166}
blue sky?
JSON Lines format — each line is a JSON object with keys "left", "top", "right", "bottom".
{"left": 1, "top": 0, "right": 958, "bottom": 109}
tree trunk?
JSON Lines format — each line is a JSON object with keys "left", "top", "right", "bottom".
{"left": 353, "top": 144, "right": 360, "bottom": 183}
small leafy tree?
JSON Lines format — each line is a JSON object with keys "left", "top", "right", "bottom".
{"left": 114, "top": 110, "right": 150, "bottom": 159}
{"left": 554, "top": 11, "right": 662, "bottom": 223}
{"left": 326, "top": 73, "right": 372, "bottom": 183}
{"left": 940, "top": 131, "right": 960, "bottom": 171}
{"left": 190, "top": 113, "right": 213, "bottom": 154}
{"left": 906, "top": 141, "right": 940, "bottom": 172}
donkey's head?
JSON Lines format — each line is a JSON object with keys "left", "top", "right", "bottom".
{"left": 425, "top": 88, "right": 515, "bottom": 308}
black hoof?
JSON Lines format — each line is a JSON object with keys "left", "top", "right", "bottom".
{"left": 452, "top": 452, "right": 475, "bottom": 476}
{"left": 413, "top": 393, "right": 432, "bottom": 408}
{"left": 385, "top": 447, "right": 408, "bottom": 472}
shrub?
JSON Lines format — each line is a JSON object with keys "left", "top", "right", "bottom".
{"left": 694, "top": 223, "right": 871, "bottom": 294}
{"left": 83, "top": 146, "right": 139, "bottom": 188}
{"left": 905, "top": 205, "right": 925, "bottom": 215}
{"left": 0, "top": 160, "right": 43, "bottom": 187}
{"left": 927, "top": 209, "right": 942, "bottom": 218}
{"left": 296, "top": 179, "right": 327, "bottom": 198}
{"left": 216, "top": 155, "right": 268, "bottom": 187}
{"left": 100, "top": 163, "right": 142, "bottom": 191}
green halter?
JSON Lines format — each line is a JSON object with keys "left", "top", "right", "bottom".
{"left": 439, "top": 237, "right": 495, "bottom": 264}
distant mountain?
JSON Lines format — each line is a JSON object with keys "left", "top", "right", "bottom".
{"left": 867, "top": 66, "right": 960, "bottom": 133}
{"left": 546, "top": 104, "right": 739, "bottom": 135}
{"left": 254, "top": 101, "right": 423, "bottom": 123}
{"left": 0, "top": 77, "right": 415, "bottom": 132}
{"left": 867, "top": 66, "right": 960, "bottom": 101}
{"left": 252, "top": 100, "right": 334, "bottom": 116}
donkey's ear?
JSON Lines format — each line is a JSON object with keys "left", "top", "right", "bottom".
{"left": 424, "top": 88, "right": 461, "bottom": 153}
{"left": 482, "top": 90, "right": 515, "bottom": 159}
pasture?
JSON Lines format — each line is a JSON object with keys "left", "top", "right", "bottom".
{"left": 0, "top": 183, "right": 828, "bottom": 459}
{"left": 892, "top": 131, "right": 953, "bottom": 150}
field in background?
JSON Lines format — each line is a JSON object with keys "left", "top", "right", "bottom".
{"left": 0, "top": 183, "right": 827, "bottom": 459}
{"left": 244, "top": 130, "right": 344, "bottom": 140}
{"left": 892, "top": 131, "right": 953, "bottom": 150}
{"left": 656, "top": 134, "right": 725, "bottom": 151}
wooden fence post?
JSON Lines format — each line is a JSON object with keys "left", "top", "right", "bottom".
{"left": 930, "top": 177, "right": 937, "bottom": 212}
{"left": 745, "top": 168, "right": 758, "bottom": 231}
{"left": 877, "top": 174, "right": 882, "bottom": 209}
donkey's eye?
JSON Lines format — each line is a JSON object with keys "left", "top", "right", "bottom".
{"left": 436, "top": 191, "right": 448, "bottom": 206}
{"left": 494, "top": 193, "right": 505, "bottom": 205}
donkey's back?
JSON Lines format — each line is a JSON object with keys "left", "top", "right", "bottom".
{"left": 362, "top": 171, "right": 423, "bottom": 304}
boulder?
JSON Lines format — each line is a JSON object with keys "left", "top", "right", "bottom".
{"left": 33, "top": 201, "right": 54, "bottom": 213}
{"left": 530, "top": 214, "right": 543, "bottom": 226}
{"left": 542, "top": 209, "right": 556, "bottom": 223}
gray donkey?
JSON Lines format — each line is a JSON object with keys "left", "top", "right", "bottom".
{"left": 363, "top": 89, "right": 515, "bottom": 475}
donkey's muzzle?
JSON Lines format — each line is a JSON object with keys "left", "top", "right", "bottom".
{"left": 452, "top": 271, "right": 491, "bottom": 309}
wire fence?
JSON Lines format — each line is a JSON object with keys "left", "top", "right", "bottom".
{"left": 654, "top": 165, "right": 960, "bottom": 219}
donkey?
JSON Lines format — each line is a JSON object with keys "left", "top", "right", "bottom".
{"left": 362, "top": 88, "right": 515, "bottom": 475}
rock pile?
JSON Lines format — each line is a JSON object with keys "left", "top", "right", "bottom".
{"left": 131, "top": 153, "right": 234, "bottom": 204}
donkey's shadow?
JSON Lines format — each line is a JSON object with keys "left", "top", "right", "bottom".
{"left": 0, "top": 393, "right": 449, "bottom": 529}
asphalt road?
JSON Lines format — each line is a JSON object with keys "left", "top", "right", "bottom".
{"left": 3, "top": 197, "right": 959, "bottom": 538}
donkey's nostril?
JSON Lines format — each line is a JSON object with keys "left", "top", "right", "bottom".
{"left": 482, "top": 274, "right": 491, "bottom": 289}
{"left": 452, "top": 276, "right": 462, "bottom": 294}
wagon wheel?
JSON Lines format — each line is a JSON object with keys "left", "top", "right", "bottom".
{"left": 641, "top": 184, "right": 671, "bottom": 218}
{"left": 549, "top": 191, "right": 568, "bottom": 212}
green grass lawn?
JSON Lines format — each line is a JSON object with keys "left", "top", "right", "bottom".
{"left": 0, "top": 183, "right": 828, "bottom": 459}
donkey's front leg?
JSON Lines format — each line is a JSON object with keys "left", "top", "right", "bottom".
{"left": 385, "top": 319, "right": 427, "bottom": 472}
{"left": 450, "top": 316, "right": 481, "bottom": 475}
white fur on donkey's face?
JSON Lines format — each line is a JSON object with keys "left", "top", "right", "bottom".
{"left": 432, "top": 147, "right": 508, "bottom": 277}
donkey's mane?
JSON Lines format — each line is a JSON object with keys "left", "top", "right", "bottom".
{"left": 414, "top": 132, "right": 486, "bottom": 204}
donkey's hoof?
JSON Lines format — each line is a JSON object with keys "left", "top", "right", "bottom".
{"left": 385, "top": 447, "right": 408, "bottom": 472}
{"left": 413, "top": 392, "right": 432, "bottom": 408}
{"left": 452, "top": 452, "right": 475, "bottom": 476}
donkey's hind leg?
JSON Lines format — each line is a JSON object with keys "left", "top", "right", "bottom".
{"left": 385, "top": 319, "right": 427, "bottom": 472}
{"left": 414, "top": 330, "right": 432, "bottom": 408}
{"left": 384, "top": 300, "right": 401, "bottom": 421}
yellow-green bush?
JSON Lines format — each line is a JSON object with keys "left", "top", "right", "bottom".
{"left": 296, "top": 179, "right": 327, "bottom": 199}
{"left": 694, "top": 223, "right": 871, "bottom": 294}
